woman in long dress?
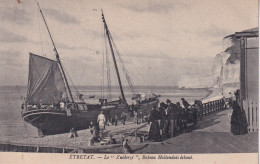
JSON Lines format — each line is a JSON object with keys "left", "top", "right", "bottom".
{"left": 148, "top": 107, "right": 161, "bottom": 142}
{"left": 230, "top": 90, "right": 248, "bottom": 135}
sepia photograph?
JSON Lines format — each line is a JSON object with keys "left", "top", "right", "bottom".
{"left": 0, "top": 0, "right": 258, "bottom": 163}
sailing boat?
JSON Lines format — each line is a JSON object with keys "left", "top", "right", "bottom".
{"left": 21, "top": 3, "right": 159, "bottom": 136}
{"left": 98, "top": 10, "right": 160, "bottom": 114}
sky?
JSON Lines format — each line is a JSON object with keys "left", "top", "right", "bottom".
{"left": 0, "top": 0, "right": 258, "bottom": 86}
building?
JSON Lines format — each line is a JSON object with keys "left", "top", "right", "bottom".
{"left": 226, "top": 27, "right": 259, "bottom": 132}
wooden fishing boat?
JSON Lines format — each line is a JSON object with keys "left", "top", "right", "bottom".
{"left": 21, "top": 3, "right": 159, "bottom": 136}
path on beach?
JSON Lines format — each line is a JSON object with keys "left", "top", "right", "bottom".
{"left": 131, "top": 108, "right": 258, "bottom": 154}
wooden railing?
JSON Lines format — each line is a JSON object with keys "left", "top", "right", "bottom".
{"left": 243, "top": 99, "right": 258, "bottom": 132}
{"left": 0, "top": 141, "right": 74, "bottom": 153}
{"left": 127, "top": 99, "right": 227, "bottom": 143}
{"left": 201, "top": 99, "right": 226, "bottom": 117}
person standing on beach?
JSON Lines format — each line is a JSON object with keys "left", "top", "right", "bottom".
{"left": 181, "top": 98, "right": 191, "bottom": 110}
{"left": 230, "top": 90, "right": 248, "bottom": 135}
{"left": 148, "top": 106, "right": 161, "bottom": 142}
{"left": 167, "top": 102, "right": 179, "bottom": 137}
{"left": 165, "top": 99, "right": 172, "bottom": 136}
{"left": 89, "top": 123, "right": 100, "bottom": 145}
{"left": 97, "top": 110, "right": 106, "bottom": 138}
{"left": 120, "top": 112, "right": 127, "bottom": 125}
{"left": 158, "top": 102, "right": 167, "bottom": 135}
{"left": 176, "top": 102, "right": 183, "bottom": 132}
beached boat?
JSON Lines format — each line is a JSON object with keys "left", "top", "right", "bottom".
{"left": 21, "top": 3, "right": 159, "bottom": 136}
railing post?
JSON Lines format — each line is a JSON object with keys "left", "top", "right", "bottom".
{"left": 204, "top": 104, "right": 206, "bottom": 115}
{"left": 208, "top": 103, "right": 210, "bottom": 114}
{"left": 211, "top": 102, "right": 213, "bottom": 113}
{"left": 205, "top": 103, "right": 207, "bottom": 115}
{"left": 202, "top": 104, "right": 205, "bottom": 116}
{"left": 212, "top": 102, "right": 214, "bottom": 112}
{"left": 207, "top": 103, "right": 210, "bottom": 114}
{"left": 208, "top": 102, "right": 210, "bottom": 114}
{"left": 200, "top": 105, "right": 203, "bottom": 118}
{"left": 211, "top": 102, "right": 213, "bottom": 112}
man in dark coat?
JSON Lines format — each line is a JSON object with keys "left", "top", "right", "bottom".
{"left": 181, "top": 98, "right": 191, "bottom": 110}
{"left": 167, "top": 100, "right": 179, "bottom": 137}
{"left": 158, "top": 102, "right": 167, "bottom": 135}
{"left": 176, "top": 102, "right": 183, "bottom": 132}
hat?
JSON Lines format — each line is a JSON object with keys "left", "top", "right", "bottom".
{"left": 166, "top": 99, "right": 171, "bottom": 103}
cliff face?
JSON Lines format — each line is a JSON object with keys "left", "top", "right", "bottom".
{"left": 212, "top": 37, "right": 240, "bottom": 97}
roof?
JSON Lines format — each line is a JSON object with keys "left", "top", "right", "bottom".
{"left": 241, "top": 27, "right": 258, "bottom": 33}
{"left": 224, "top": 27, "right": 259, "bottom": 39}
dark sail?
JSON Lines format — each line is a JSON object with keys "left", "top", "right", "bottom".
{"left": 27, "top": 53, "right": 67, "bottom": 105}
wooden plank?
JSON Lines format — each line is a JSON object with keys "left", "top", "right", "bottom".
{"left": 256, "top": 101, "right": 258, "bottom": 131}
{"left": 253, "top": 101, "right": 258, "bottom": 132}
{"left": 249, "top": 99, "right": 253, "bottom": 132}
{"left": 243, "top": 99, "right": 259, "bottom": 133}
{"left": 252, "top": 100, "right": 255, "bottom": 131}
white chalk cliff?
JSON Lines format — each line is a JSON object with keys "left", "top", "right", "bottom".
{"left": 212, "top": 37, "right": 240, "bottom": 97}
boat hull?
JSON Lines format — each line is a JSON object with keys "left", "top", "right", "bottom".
{"left": 21, "top": 99, "right": 159, "bottom": 135}
{"left": 22, "top": 109, "right": 101, "bottom": 135}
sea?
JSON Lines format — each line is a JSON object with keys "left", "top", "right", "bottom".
{"left": 0, "top": 86, "right": 210, "bottom": 138}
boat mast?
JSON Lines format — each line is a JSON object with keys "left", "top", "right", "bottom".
{"left": 101, "top": 10, "right": 126, "bottom": 101}
{"left": 37, "top": 2, "right": 74, "bottom": 103}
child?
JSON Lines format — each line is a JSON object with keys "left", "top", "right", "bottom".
{"left": 122, "top": 139, "right": 133, "bottom": 154}
{"left": 68, "top": 128, "right": 78, "bottom": 138}
{"left": 89, "top": 121, "right": 94, "bottom": 134}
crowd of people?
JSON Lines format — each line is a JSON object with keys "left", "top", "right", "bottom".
{"left": 67, "top": 98, "right": 202, "bottom": 145}
{"left": 67, "top": 92, "right": 243, "bottom": 146}
{"left": 147, "top": 98, "right": 202, "bottom": 142}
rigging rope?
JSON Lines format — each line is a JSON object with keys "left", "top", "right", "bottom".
{"left": 109, "top": 33, "right": 138, "bottom": 96}
{"left": 101, "top": 35, "right": 105, "bottom": 99}
{"left": 77, "top": 28, "right": 99, "bottom": 86}
{"left": 62, "top": 63, "right": 81, "bottom": 98}
{"left": 104, "top": 26, "right": 112, "bottom": 101}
